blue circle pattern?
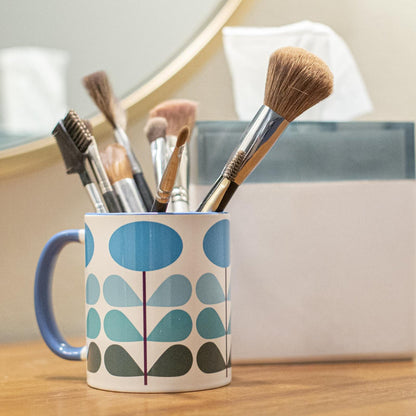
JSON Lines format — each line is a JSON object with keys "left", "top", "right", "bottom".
{"left": 85, "top": 224, "right": 94, "bottom": 267}
{"left": 203, "top": 220, "right": 230, "bottom": 268}
{"left": 109, "top": 221, "right": 183, "bottom": 271}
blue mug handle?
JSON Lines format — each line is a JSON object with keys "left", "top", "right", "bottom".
{"left": 34, "top": 229, "right": 87, "bottom": 360}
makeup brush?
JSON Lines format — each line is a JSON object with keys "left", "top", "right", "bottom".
{"left": 144, "top": 116, "right": 168, "bottom": 188}
{"left": 152, "top": 126, "right": 190, "bottom": 212}
{"left": 82, "top": 71, "right": 153, "bottom": 211}
{"left": 149, "top": 99, "right": 198, "bottom": 212}
{"left": 63, "top": 110, "right": 123, "bottom": 213}
{"left": 52, "top": 121, "right": 107, "bottom": 213}
{"left": 197, "top": 47, "right": 334, "bottom": 212}
{"left": 101, "top": 144, "right": 146, "bottom": 213}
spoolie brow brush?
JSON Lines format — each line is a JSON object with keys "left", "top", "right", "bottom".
{"left": 151, "top": 126, "right": 190, "bottom": 212}
{"left": 197, "top": 47, "right": 334, "bottom": 212}
{"left": 63, "top": 110, "right": 123, "bottom": 213}
{"left": 52, "top": 121, "right": 107, "bottom": 213}
{"left": 82, "top": 71, "right": 153, "bottom": 211}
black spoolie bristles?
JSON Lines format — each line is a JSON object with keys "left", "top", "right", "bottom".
{"left": 63, "top": 110, "right": 92, "bottom": 153}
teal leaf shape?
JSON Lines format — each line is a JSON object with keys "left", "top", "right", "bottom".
{"left": 147, "top": 274, "right": 192, "bottom": 307}
{"left": 104, "top": 345, "right": 143, "bottom": 377}
{"left": 148, "top": 310, "right": 192, "bottom": 342}
{"left": 104, "top": 310, "right": 143, "bottom": 342}
{"left": 197, "top": 342, "right": 226, "bottom": 373}
{"left": 103, "top": 275, "right": 142, "bottom": 307}
{"left": 148, "top": 345, "right": 193, "bottom": 377}
{"left": 227, "top": 316, "right": 231, "bottom": 335}
{"left": 87, "top": 342, "right": 101, "bottom": 373}
{"left": 196, "top": 273, "right": 224, "bottom": 305}
{"left": 86, "top": 308, "right": 100, "bottom": 339}
{"left": 85, "top": 224, "right": 94, "bottom": 267}
{"left": 196, "top": 308, "right": 225, "bottom": 339}
{"left": 86, "top": 273, "right": 100, "bottom": 305}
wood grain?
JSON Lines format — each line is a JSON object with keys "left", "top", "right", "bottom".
{"left": 1, "top": 340, "right": 416, "bottom": 416}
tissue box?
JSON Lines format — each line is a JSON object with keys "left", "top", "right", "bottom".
{"left": 190, "top": 121, "right": 415, "bottom": 362}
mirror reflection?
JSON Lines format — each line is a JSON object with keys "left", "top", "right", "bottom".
{"left": 0, "top": 0, "right": 227, "bottom": 150}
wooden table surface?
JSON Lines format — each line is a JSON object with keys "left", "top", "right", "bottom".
{"left": 2, "top": 340, "right": 416, "bottom": 416}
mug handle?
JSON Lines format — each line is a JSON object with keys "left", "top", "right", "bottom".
{"left": 34, "top": 229, "right": 87, "bottom": 361}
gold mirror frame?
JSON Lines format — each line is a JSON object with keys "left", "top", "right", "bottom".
{"left": 0, "top": 0, "right": 242, "bottom": 178}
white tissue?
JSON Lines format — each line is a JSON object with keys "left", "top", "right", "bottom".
{"left": 223, "top": 21, "right": 373, "bottom": 121}
{"left": 0, "top": 47, "right": 69, "bottom": 136}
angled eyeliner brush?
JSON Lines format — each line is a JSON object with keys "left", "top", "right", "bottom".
{"left": 152, "top": 126, "right": 190, "bottom": 212}
{"left": 63, "top": 110, "right": 123, "bottom": 213}
{"left": 197, "top": 47, "right": 334, "bottom": 212}
{"left": 52, "top": 121, "right": 107, "bottom": 213}
{"left": 82, "top": 71, "right": 153, "bottom": 211}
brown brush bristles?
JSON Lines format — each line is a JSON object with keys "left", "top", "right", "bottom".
{"left": 149, "top": 99, "right": 198, "bottom": 136}
{"left": 101, "top": 143, "right": 133, "bottom": 183}
{"left": 144, "top": 117, "right": 168, "bottom": 143}
{"left": 82, "top": 71, "right": 124, "bottom": 129}
{"left": 176, "top": 125, "right": 190, "bottom": 148}
{"left": 264, "top": 47, "right": 333, "bottom": 122}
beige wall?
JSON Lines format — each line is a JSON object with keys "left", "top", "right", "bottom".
{"left": 1, "top": 0, "right": 415, "bottom": 343}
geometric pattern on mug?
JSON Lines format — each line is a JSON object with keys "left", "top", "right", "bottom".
{"left": 104, "top": 344, "right": 193, "bottom": 378}
{"left": 148, "top": 274, "right": 192, "bottom": 307}
{"left": 197, "top": 342, "right": 226, "bottom": 374}
{"left": 103, "top": 275, "right": 142, "bottom": 307}
{"left": 87, "top": 342, "right": 101, "bottom": 373}
{"left": 109, "top": 221, "right": 183, "bottom": 271}
{"left": 147, "top": 310, "right": 192, "bottom": 342}
{"left": 85, "top": 224, "right": 94, "bottom": 267}
{"left": 86, "top": 273, "right": 100, "bottom": 305}
{"left": 196, "top": 307, "right": 226, "bottom": 339}
{"left": 104, "top": 310, "right": 143, "bottom": 342}
{"left": 196, "top": 273, "right": 225, "bottom": 304}
{"left": 202, "top": 219, "right": 230, "bottom": 268}
{"left": 86, "top": 308, "right": 100, "bottom": 339}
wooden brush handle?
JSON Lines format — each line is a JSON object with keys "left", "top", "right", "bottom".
{"left": 133, "top": 172, "right": 153, "bottom": 212}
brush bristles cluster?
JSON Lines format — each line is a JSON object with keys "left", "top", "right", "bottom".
{"left": 149, "top": 99, "right": 198, "bottom": 136}
{"left": 63, "top": 110, "right": 92, "bottom": 153}
{"left": 83, "top": 71, "right": 120, "bottom": 129}
{"left": 264, "top": 47, "right": 333, "bottom": 122}
{"left": 101, "top": 143, "right": 133, "bottom": 183}
{"left": 144, "top": 117, "right": 168, "bottom": 143}
{"left": 176, "top": 126, "right": 190, "bottom": 148}
{"left": 224, "top": 150, "right": 246, "bottom": 181}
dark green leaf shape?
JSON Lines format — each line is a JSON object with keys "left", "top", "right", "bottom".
{"left": 148, "top": 345, "right": 193, "bottom": 377}
{"left": 104, "top": 344, "right": 143, "bottom": 377}
{"left": 87, "top": 342, "right": 101, "bottom": 373}
{"left": 197, "top": 342, "right": 226, "bottom": 373}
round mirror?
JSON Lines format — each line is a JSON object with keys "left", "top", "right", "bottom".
{"left": 0, "top": 0, "right": 241, "bottom": 176}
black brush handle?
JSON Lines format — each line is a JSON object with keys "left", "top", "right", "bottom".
{"left": 103, "top": 190, "right": 123, "bottom": 213}
{"left": 215, "top": 182, "right": 239, "bottom": 212}
{"left": 151, "top": 199, "right": 168, "bottom": 213}
{"left": 133, "top": 172, "right": 153, "bottom": 212}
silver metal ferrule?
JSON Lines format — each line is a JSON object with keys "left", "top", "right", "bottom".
{"left": 166, "top": 135, "right": 189, "bottom": 211}
{"left": 85, "top": 182, "right": 107, "bottom": 213}
{"left": 114, "top": 126, "right": 142, "bottom": 174}
{"left": 87, "top": 142, "right": 113, "bottom": 194}
{"left": 150, "top": 137, "right": 167, "bottom": 187}
{"left": 230, "top": 105, "right": 289, "bottom": 185}
{"left": 113, "top": 178, "right": 146, "bottom": 213}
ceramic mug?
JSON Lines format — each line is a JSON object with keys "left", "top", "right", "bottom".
{"left": 34, "top": 212, "right": 231, "bottom": 392}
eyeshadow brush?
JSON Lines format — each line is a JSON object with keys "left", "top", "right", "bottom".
{"left": 151, "top": 126, "right": 190, "bottom": 212}
{"left": 52, "top": 120, "right": 107, "bottom": 213}
{"left": 197, "top": 47, "right": 334, "bottom": 212}
{"left": 101, "top": 144, "right": 146, "bottom": 213}
{"left": 82, "top": 71, "right": 153, "bottom": 211}
{"left": 144, "top": 117, "right": 168, "bottom": 188}
{"left": 64, "top": 110, "right": 123, "bottom": 212}
{"left": 149, "top": 99, "right": 198, "bottom": 212}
